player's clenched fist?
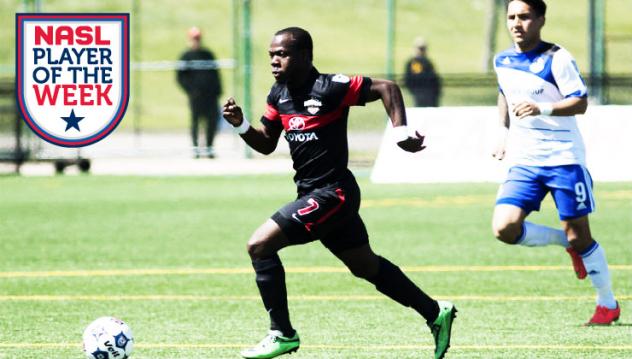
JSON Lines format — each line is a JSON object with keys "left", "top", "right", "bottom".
{"left": 512, "top": 101, "right": 540, "bottom": 119}
{"left": 222, "top": 97, "right": 244, "bottom": 127}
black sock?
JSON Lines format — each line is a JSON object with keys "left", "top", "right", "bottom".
{"left": 367, "top": 256, "right": 440, "bottom": 323}
{"left": 252, "top": 254, "right": 295, "bottom": 336}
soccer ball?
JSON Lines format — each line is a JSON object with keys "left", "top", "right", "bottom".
{"left": 83, "top": 317, "right": 134, "bottom": 359}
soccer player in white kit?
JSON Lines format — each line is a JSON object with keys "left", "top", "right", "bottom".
{"left": 491, "top": 0, "right": 619, "bottom": 325}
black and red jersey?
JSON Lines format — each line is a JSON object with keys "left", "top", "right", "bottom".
{"left": 261, "top": 68, "right": 372, "bottom": 193}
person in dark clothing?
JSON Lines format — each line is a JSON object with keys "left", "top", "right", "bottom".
{"left": 404, "top": 37, "right": 441, "bottom": 107}
{"left": 177, "top": 27, "right": 222, "bottom": 158}
{"left": 222, "top": 27, "right": 457, "bottom": 359}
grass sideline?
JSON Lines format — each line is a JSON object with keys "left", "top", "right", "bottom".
{"left": 0, "top": 175, "right": 631, "bottom": 358}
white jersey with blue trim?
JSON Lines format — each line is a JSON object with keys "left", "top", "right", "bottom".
{"left": 494, "top": 42, "right": 588, "bottom": 166}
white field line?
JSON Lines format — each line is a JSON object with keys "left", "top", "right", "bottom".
{"left": 1, "top": 265, "right": 632, "bottom": 278}
{"left": 0, "top": 294, "right": 630, "bottom": 302}
{"left": 1, "top": 342, "right": 631, "bottom": 351}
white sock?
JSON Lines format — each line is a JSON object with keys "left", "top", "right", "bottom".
{"left": 516, "top": 222, "right": 569, "bottom": 247}
{"left": 581, "top": 242, "right": 617, "bottom": 309}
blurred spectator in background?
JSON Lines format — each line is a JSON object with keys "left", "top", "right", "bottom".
{"left": 177, "top": 27, "right": 222, "bottom": 158}
{"left": 404, "top": 37, "right": 441, "bottom": 107}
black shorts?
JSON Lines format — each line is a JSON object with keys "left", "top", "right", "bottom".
{"left": 271, "top": 178, "right": 369, "bottom": 254}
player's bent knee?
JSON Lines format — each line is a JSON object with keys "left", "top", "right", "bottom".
{"left": 492, "top": 221, "right": 521, "bottom": 244}
{"left": 492, "top": 205, "right": 526, "bottom": 244}
{"left": 348, "top": 264, "right": 373, "bottom": 280}
{"left": 246, "top": 237, "right": 265, "bottom": 259}
{"left": 344, "top": 255, "right": 380, "bottom": 280}
{"left": 351, "top": 267, "right": 378, "bottom": 280}
{"left": 246, "top": 220, "right": 287, "bottom": 259}
{"left": 246, "top": 229, "right": 275, "bottom": 259}
{"left": 335, "top": 245, "right": 380, "bottom": 279}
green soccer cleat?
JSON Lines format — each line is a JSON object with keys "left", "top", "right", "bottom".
{"left": 429, "top": 300, "right": 457, "bottom": 359}
{"left": 240, "top": 330, "right": 300, "bottom": 359}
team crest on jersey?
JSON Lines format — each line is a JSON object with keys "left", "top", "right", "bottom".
{"left": 304, "top": 98, "right": 322, "bottom": 115}
{"left": 16, "top": 13, "right": 130, "bottom": 147}
{"left": 332, "top": 74, "right": 350, "bottom": 83}
{"left": 529, "top": 57, "right": 546, "bottom": 73}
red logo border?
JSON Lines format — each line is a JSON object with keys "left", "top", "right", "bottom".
{"left": 16, "top": 13, "right": 130, "bottom": 148}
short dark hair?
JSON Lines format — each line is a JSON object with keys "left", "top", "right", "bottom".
{"left": 275, "top": 27, "right": 313, "bottom": 61}
{"left": 507, "top": 0, "right": 547, "bottom": 17}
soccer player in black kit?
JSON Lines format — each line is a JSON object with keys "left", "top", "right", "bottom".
{"left": 223, "top": 27, "right": 456, "bottom": 359}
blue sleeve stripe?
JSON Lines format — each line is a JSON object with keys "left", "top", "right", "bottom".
{"left": 527, "top": 127, "right": 571, "bottom": 132}
{"left": 564, "top": 90, "right": 587, "bottom": 98}
{"left": 537, "top": 139, "right": 573, "bottom": 142}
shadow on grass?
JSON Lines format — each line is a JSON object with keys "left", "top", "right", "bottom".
{"left": 614, "top": 322, "right": 632, "bottom": 327}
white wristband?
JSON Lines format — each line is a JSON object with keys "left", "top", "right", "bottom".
{"left": 392, "top": 125, "right": 410, "bottom": 142}
{"left": 538, "top": 103, "right": 553, "bottom": 116}
{"left": 234, "top": 117, "right": 250, "bottom": 134}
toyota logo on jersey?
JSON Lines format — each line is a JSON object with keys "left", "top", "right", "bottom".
{"left": 16, "top": 13, "right": 130, "bottom": 147}
{"left": 288, "top": 116, "right": 306, "bottom": 131}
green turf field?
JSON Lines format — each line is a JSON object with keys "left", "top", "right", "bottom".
{"left": 0, "top": 175, "right": 631, "bottom": 358}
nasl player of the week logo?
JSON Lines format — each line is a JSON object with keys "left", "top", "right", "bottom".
{"left": 16, "top": 13, "right": 129, "bottom": 147}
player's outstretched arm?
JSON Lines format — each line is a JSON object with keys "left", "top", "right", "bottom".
{"left": 367, "top": 79, "right": 426, "bottom": 153}
{"left": 222, "top": 97, "right": 282, "bottom": 155}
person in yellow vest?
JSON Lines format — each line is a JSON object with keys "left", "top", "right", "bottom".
{"left": 404, "top": 37, "right": 441, "bottom": 107}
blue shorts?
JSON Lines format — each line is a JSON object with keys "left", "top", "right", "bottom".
{"left": 496, "top": 165, "right": 595, "bottom": 220}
